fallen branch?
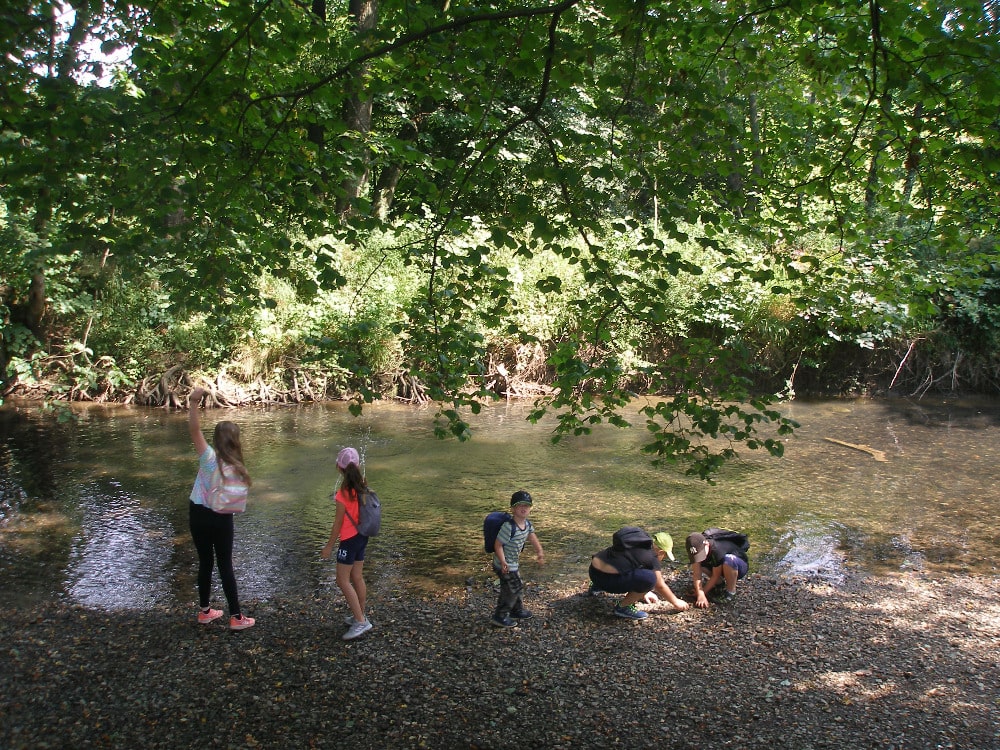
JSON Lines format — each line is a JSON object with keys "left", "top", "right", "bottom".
{"left": 823, "top": 437, "right": 888, "bottom": 462}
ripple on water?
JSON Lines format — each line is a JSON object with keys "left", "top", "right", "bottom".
{"left": 65, "top": 481, "right": 175, "bottom": 609}
{"left": 773, "top": 516, "right": 850, "bottom": 584}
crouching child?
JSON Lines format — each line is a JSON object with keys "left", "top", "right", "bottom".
{"left": 686, "top": 528, "right": 750, "bottom": 608}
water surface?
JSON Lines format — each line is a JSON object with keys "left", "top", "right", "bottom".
{"left": 1, "top": 397, "right": 998, "bottom": 610}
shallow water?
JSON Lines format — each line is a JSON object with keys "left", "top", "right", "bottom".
{"left": 1, "top": 396, "right": 998, "bottom": 610}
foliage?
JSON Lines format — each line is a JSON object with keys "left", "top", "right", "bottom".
{"left": 1, "top": 0, "right": 999, "bottom": 475}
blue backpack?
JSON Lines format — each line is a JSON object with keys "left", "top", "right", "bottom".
{"left": 483, "top": 511, "right": 514, "bottom": 553}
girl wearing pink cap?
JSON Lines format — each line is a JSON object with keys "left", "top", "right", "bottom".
{"left": 321, "top": 446, "right": 373, "bottom": 640}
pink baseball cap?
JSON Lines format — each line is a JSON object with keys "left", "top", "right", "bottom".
{"left": 336, "top": 447, "right": 360, "bottom": 469}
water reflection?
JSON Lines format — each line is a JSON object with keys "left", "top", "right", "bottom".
{"left": 66, "top": 480, "right": 174, "bottom": 609}
{"left": 1, "top": 397, "right": 999, "bottom": 610}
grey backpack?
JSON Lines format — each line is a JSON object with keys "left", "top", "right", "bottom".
{"left": 345, "top": 488, "right": 382, "bottom": 537}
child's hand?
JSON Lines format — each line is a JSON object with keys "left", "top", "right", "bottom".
{"left": 536, "top": 552, "right": 545, "bottom": 565}
{"left": 190, "top": 387, "right": 207, "bottom": 404}
{"left": 320, "top": 543, "right": 334, "bottom": 560}
{"left": 643, "top": 591, "right": 660, "bottom": 605}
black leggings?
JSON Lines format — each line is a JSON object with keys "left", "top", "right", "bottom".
{"left": 189, "top": 502, "right": 241, "bottom": 616}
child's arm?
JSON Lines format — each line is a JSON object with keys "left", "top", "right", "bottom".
{"left": 188, "top": 388, "right": 209, "bottom": 456}
{"left": 652, "top": 570, "right": 689, "bottom": 610}
{"left": 692, "top": 561, "right": 720, "bottom": 608}
{"left": 528, "top": 532, "right": 545, "bottom": 564}
{"left": 321, "top": 502, "right": 346, "bottom": 559}
{"left": 691, "top": 561, "right": 707, "bottom": 607}
{"left": 493, "top": 537, "right": 509, "bottom": 573}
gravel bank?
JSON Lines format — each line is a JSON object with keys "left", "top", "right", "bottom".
{"left": 2, "top": 570, "right": 998, "bottom": 750}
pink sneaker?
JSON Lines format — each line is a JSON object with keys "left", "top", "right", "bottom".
{"left": 229, "top": 614, "right": 255, "bottom": 631}
{"left": 198, "top": 608, "right": 223, "bottom": 624}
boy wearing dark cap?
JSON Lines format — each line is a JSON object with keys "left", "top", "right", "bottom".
{"left": 491, "top": 490, "right": 545, "bottom": 627}
{"left": 686, "top": 529, "right": 749, "bottom": 608}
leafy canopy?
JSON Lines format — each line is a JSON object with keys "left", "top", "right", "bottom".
{"left": 2, "top": 0, "right": 998, "bottom": 478}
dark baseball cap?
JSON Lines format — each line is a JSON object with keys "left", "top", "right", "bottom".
{"left": 510, "top": 490, "right": 532, "bottom": 507}
{"left": 686, "top": 532, "right": 708, "bottom": 563}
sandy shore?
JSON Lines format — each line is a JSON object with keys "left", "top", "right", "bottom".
{"left": 1, "top": 570, "right": 998, "bottom": 749}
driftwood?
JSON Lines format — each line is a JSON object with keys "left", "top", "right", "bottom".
{"left": 823, "top": 437, "right": 888, "bottom": 462}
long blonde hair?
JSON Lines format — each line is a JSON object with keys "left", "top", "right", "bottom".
{"left": 214, "top": 421, "right": 252, "bottom": 486}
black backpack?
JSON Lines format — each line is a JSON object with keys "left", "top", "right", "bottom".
{"left": 703, "top": 527, "right": 749, "bottom": 562}
{"left": 611, "top": 526, "right": 653, "bottom": 551}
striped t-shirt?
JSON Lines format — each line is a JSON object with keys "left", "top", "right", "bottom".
{"left": 494, "top": 518, "right": 534, "bottom": 572}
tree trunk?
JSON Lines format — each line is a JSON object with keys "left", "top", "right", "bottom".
{"left": 336, "top": 0, "right": 378, "bottom": 217}
{"left": 726, "top": 106, "right": 745, "bottom": 218}
{"left": 306, "top": 0, "right": 328, "bottom": 196}
{"left": 371, "top": 117, "right": 423, "bottom": 220}
{"left": 897, "top": 102, "right": 923, "bottom": 226}
{"left": 865, "top": 0, "right": 892, "bottom": 216}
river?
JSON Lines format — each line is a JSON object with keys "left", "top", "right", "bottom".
{"left": 1, "top": 396, "right": 998, "bottom": 610}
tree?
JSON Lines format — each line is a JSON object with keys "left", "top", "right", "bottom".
{"left": 2, "top": 1, "right": 998, "bottom": 477}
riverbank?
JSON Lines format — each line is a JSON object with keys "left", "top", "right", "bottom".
{"left": 2, "top": 570, "right": 998, "bottom": 750}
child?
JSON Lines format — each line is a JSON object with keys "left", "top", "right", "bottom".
{"left": 491, "top": 490, "right": 545, "bottom": 628}
{"left": 187, "top": 387, "right": 255, "bottom": 631}
{"left": 686, "top": 529, "right": 750, "bottom": 607}
{"left": 321, "top": 446, "right": 373, "bottom": 640}
{"left": 588, "top": 528, "right": 690, "bottom": 620}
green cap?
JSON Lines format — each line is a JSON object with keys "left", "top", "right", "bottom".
{"left": 652, "top": 532, "right": 675, "bottom": 561}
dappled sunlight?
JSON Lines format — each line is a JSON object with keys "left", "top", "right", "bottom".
{"left": 793, "top": 574, "right": 1000, "bottom": 723}
{"left": 0, "top": 506, "right": 73, "bottom": 553}
{"left": 858, "top": 576, "right": 1000, "bottom": 639}
{"left": 806, "top": 669, "right": 898, "bottom": 703}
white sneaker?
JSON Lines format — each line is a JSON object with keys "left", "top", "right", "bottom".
{"left": 343, "top": 619, "right": 373, "bottom": 640}
{"left": 344, "top": 613, "right": 370, "bottom": 626}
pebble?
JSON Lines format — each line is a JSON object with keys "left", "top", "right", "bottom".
{"left": 1, "top": 572, "right": 998, "bottom": 749}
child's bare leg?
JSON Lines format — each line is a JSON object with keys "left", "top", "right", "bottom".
{"left": 620, "top": 591, "right": 644, "bottom": 607}
{"left": 336, "top": 562, "right": 365, "bottom": 621}
{"left": 350, "top": 561, "right": 366, "bottom": 617}
{"left": 723, "top": 563, "right": 738, "bottom": 593}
